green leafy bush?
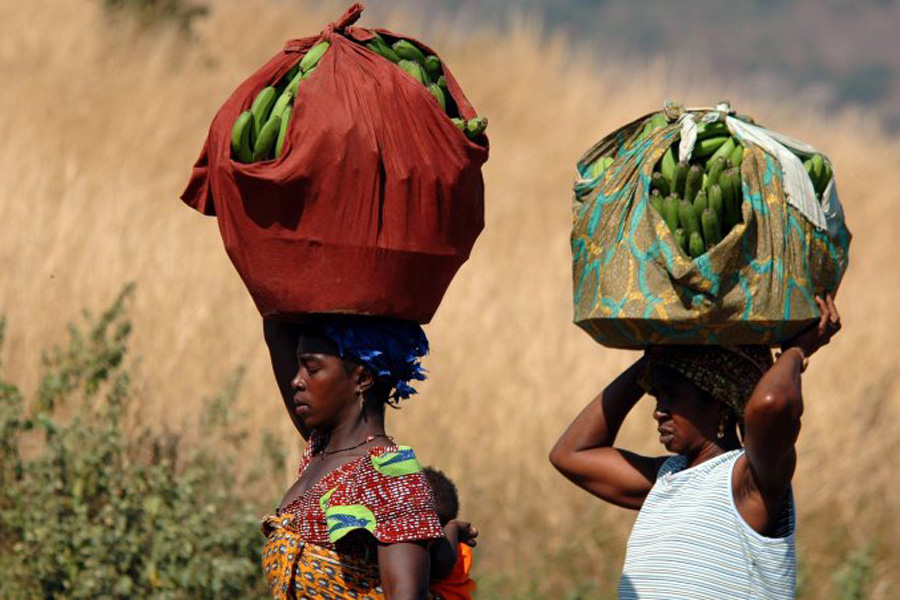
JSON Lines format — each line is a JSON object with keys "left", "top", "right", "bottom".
{"left": 0, "top": 285, "right": 272, "bottom": 599}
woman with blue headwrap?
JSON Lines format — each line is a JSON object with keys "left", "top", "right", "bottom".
{"left": 260, "top": 315, "right": 452, "bottom": 600}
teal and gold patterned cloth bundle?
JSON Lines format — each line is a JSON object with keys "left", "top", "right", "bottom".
{"left": 571, "top": 102, "right": 850, "bottom": 348}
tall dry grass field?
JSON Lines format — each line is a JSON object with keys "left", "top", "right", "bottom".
{"left": 2, "top": 0, "right": 899, "bottom": 596}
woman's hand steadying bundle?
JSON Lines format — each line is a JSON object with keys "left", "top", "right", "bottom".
{"left": 780, "top": 292, "right": 841, "bottom": 367}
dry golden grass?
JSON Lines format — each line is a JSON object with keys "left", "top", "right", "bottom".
{"left": 2, "top": 0, "right": 899, "bottom": 596}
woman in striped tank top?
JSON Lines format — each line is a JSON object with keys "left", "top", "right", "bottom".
{"left": 550, "top": 293, "right": 841, "bottom": 599}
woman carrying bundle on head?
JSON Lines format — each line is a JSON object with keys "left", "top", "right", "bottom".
{"left": 550, "top": 295, "right": 841, "bottom": 599}
{"left": 261, "top": 315, "right": 446, "bottom": 600}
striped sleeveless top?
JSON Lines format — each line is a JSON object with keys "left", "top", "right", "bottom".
{"left": 619, "top": 450, "right": 796, "bottom": 599}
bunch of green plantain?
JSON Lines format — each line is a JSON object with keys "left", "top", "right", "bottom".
{"left": 231, "top": 40, "right": 330, "bottom": 163}
{"left": 647, "top": 114, "right": 748, "bottom": 259}
{"left": 358, "top": 31, "right": 487, "bottom": 141}
{"left": 586, "top": 111, "right": 834, "bottom": 260}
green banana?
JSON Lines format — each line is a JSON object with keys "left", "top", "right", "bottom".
{"left": 689, "top": 231, "right": 705, "bottom": 258}
{"left": 706, "top": 155, "right": 727, "bottom": 187}
{"left": 708, "top": 184, "right": 724, "bottom": 224}
{"left": 674, "top": 161, "right": 689, "bottom": 197}
{"left": 662, "top": 194, "right": 680, "bottom": 232}
{"left": 675, "top": 228, "right": 687, "bottom": 254}
{"left": 424, "top": 55, "right": 442, "bottom": 80}
{"left": 811, "top": 154, "right": 825, "bottom": 190}
{"left": 451, "top": 117, "right": 465, "bottom": 131}
{"left": 650, "top": 112, "right": 668, "bottom": 130}
{"left": 367, "top": 38, "right": 401, "bottom": 62}
{"left": 684, "top": 165, "right": 703, "bottom": 203}
{"left": 392, "top": 40, "right": 427, "bottom": 64}
{"left": 398, "top": 59, "right": 428, "bottom": 85}
{"left": 275, "top": 105, "right": 292, "bottom": 159}
{"left": 817, "top": 162, "right": 833, "bottom": 196}
{"left": 651, "top": 172, "right": 670, "bottom": 197}
{"left": 693, "top": 188, "right": 707, "bottom": 217}
{"left": 708, "top": 136, "right": 736, "bottom": 164}
{"left": 428, "top": 84, "right": 446, "bottom": 111}
{"left": 465, "top": 117, "right": 488, "bottom": 138}
{"left": 231, "top": 110, "right": 254, "bottom": 163}
{"left": 250, "top": 86, "right": 278, "bottom": 143}
{"left": 696, "top": 121, "right": 728, "bottom": 140}
{"left": 252, "top": 114, "right": 281, "bottom": 162}
{"left": 729, "top": 144, "right": 744, "bottom": 169}
{"left": 270, "top": 90, "right": 293, "bottom": 123}
{"left": 286, "top": 70, "right": 304, "bottom": 97}
{"left": 701, "top": 207, "right": 722, "bottom": 247}
{"left": 650, "top": 189, "right": 664, "bottom": 214}
{"left": 693, "top": 135, "right": 729, "bottom": 158}
{"left": 678, "top": 198, "right": 701, "bottom": 236}
{"left": 721, "top": 168, "right": 742, "bottom": 228}
{"left": 661, "top": 147, "right": 677, "bottom": 184}
{"left": 300, "top": 41, "right": 330, "bottom": 72}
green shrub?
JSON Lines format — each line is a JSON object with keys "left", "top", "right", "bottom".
{"left": 0, "top": 284, "right": 271, "bottom": 599}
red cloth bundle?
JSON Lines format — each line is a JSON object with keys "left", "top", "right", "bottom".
{"left": 181, "top": 4, "right": 488, "bottom": 323}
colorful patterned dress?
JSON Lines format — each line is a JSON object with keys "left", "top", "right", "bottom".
{"left": 262, "top": 434, "right": 445, "bottom": 599}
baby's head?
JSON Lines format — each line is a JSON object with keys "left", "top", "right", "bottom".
{"left": 423, "top": 467, "right": 459, "bottom": 526}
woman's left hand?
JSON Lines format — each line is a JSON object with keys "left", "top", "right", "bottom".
{"left": 782, "top": 292, "right": 841, "bottom": 359}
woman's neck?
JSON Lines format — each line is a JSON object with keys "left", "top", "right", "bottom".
{"left": 323, "top": 411, "right": 387, "bottom": 453}
{"left": 686, "top": 435, "right": 741, "bottom": 468}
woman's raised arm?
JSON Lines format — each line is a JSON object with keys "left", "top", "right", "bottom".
{"left": 743, "top": 293, "right": 841, "bottom": 497}
{"left": 550, "top": 356, "right": 666, "bottom": 510}
{"left": 262, "top": 317, "right": 309, "bottom": 440}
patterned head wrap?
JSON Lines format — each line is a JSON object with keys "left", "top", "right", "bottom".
{"left": 639, "top": 345, "right": 774, "bottom": 422}
{"left": 304, "top": 315, "right": 428, "bottom": 402}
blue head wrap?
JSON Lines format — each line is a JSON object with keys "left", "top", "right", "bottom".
{"left": 315, "top": 315, "right": 428, "bottom": 402}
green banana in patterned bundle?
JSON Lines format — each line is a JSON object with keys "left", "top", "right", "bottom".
{"left": 398, "top": 59, "right": 428, "bottom": 85}
{"left": 250, "top": 86, "right": 278, "bottom": 143}
{"left": 663, "top": 194, "right": 680, "bottom": 232}
{"left": 231, "top": 110, "right": 254, "bottom": 163}
{"left": 651, "top": 172, "right": 670, "bottom": 197}
{"left": 300, "top": 41, "right": 330, "bottom": 72}
{"left": 693, "top": 188, "right": 708, "bottom": 217}
{"left": 706, "top": 155, "right": 727, "bottom": 187}
{"left": 661, "top": 147, "right": 677, "bottom": 184}
{"left": 650, "top": 112, "right": 668, "bottom": 130}
{"left": 678, "top": 198, "right": 701, "bottom": 237}
{"left": 816, "top": 162, "right": 833, "bottom": 196}
{"left": 729, "top": 144, "right": 744, "bottom": 170}
{"left": 392, "top": 40, "right": 427, "bottom": 64}
{"left": 252, "top": 113, "right": 281, "bottom": 162}
{"left": 674, "top": 161, "right": 689, "bottom": 197}
{"left": 702, "top": 207, "right": 722, "bottom": 248}
{"left": 693, "top": 136, "right": 729, "bottom": 158}
{"left": 650, "top": 189, "right": 664, "bottom": 214}
{"left": 708, "top": 136, "right": 736, "bottom": 164}
{"left": 708, "top": 184, "right": 724, "bottom": 223}
{"left": 689, "top": 231, "right": 705, "bottom": 258}
{"left": 424, "top": 55, "right": 442, "bottom": 80}
{"left": 696, "top": 121, "right": 728, "bottom": 140}
{"left": 275, "top": 105, "right": 292, "bottom": 159}
{"left": 720, "top": 168, "right": 742, "bottom": 229}
{"left": 684, "top": 165, "right": 703, "bottom": 203}
{"left": 675, "top": 228, "right": 687, "bottom": 254}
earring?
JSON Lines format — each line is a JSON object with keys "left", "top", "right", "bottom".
{"left": 717, "top": 420, "right": 726, "bottom": 439}
{"left": 357, "top": 388, "right": 365, "bottom": 411}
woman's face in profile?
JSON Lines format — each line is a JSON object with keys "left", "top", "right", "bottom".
{"left": 650, "top": 366, "right": 720, "bottom": 454}
{"left": 291, "top": 335, "right": 359, "bottom": 429}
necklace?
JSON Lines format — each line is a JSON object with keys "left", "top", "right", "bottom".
{"left": 321, "top": 434, "right": 393, "bottom": 455}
